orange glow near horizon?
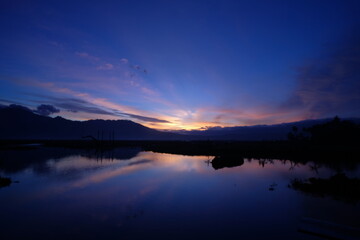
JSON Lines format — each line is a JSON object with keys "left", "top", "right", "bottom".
{"left": 11, "top": 79, "right": 310, "bottom": 131}
{"left": 54, "top": 110, "right": 308, "bottom": 131}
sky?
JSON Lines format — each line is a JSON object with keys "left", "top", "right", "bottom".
{"left": 1, "top": 0, "right": 360, "bottom": 130}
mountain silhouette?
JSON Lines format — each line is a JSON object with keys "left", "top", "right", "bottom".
{"left": 176, "top": 118, "right": 360, "bottom": 141}
{"left": 0, "top": 105, "right": 180, "bottom": 140}
{"left": 1, "top": 105, "right": 359, "bottom": 140}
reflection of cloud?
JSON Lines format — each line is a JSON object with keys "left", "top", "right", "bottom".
{"left": 282, "top": 32, "right": 360, "bottom": 118}
{"left": 50, "top": 156, "right": 120, "bottom": 171}
{"left": 128, "top": 159, "right": 152, "bottom": 166}
{"left": 25, "top": 151, "right": 217, "bottom": 201}
{"left": 63, "top": 152, "right": 212, "bottom": 188}
{"left": 69, "top": 160, "right": 151, "bottom": 188}
{"left": 133, "top": 152, "right": 212, "bottom": 172}
{"left": 49, "top": 152, "right": 209, "bottom": 191}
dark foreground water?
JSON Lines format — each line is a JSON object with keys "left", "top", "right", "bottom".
{"left": 0, "top": 147, "right": 359, "bottom": 240}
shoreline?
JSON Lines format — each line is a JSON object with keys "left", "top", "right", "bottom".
{"left": 0, "top": 139, "right": 359, "bottom": 164}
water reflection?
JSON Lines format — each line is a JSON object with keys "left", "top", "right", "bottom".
{"left": 0, "top": 147, "right": 359, "bottom": 240}
{"left": 0, "top": 147, "right": 141, "bottom": 174}
{"left": 290, "top": 173, "right": 360, "bottom": 203}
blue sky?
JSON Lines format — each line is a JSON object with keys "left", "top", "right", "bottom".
{"left": 1, "top": 0, "right": 360, "bottom": 129}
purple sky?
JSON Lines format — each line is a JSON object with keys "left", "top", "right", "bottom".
{"left": 1, "top": 0, "right": 360, "bottom": 129}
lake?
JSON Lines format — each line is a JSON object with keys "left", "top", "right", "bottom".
{"left": 0, "top": 146, "right": 359, "bottom": 240}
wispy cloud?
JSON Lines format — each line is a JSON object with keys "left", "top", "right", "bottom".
{"left": 282, "top": 32, "right": 360, "bottom": 118}
{"left": 119, "top": 57, "right": 148, "bottom": 75}
{"left": 114, "top": 111, "right": 169, "bottom": 123}
{"left": 120, "top": 58, "right": 129, "bottom": 64}
{"left": 164, "top": 105, "right": 306, "bottom": 130}
{"left": 23, "top": 83, "right": 171, "bottom": 123}
{"left": 131, "top": 64, "right": 148, "bottom": 74}
{"left": 0, "top": 98, "right": 24, "bottom": 106}
{"left": 75, "top": 51, "right": 99, "bottom": 62}
{"left": 52, "top": 97, "right": 169, "bottom": 123}
{"left": 96, "top": 63, "right": 114, "bottom": 70}
{"left": 44, "top": 97, "right": 113, "bottom": 115}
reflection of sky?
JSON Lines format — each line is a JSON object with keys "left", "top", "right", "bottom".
{"left": 40, "top": 152, "right": 214, "bottom": 193}
{"left": 1, "top": 1, "right": 360, "bottom": 129}
{"left": 1, "top": 151, "right": 360, "bottom": 239}
{"left": 5, "top": 151, "right": 339, "bottom": 197}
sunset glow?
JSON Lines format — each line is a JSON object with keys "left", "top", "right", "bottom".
{"left": 1, "top": 1, "right": 359, "bottom": 130}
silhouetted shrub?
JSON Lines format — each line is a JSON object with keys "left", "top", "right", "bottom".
{"left": 304, "top": 116, "right": 360, "bottom": 145}
{"left": 0, "top": 176, "right": 12, "bottom": 188}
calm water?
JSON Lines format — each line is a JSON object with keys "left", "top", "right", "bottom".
{"left": 0, "top": 147, "right": 359, "bottom": 240}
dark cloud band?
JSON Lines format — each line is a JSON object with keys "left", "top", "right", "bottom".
{"left": 282, "top": 31, "right": 360, "bottom": 118}
{"left": 26, "top": 95, "right": 170, "bottom": 123}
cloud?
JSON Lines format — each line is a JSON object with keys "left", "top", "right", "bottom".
{"left": 0, "top": 98, "right": 24, "bottom": 106}
{"left": 42, "top": 97, "right": 115, "bottom": 115}
{"left": 132, "top": 65, "right": 141, "bottom": 70}
{"left": 0, "top": 103, "right": 60, "bottom": 117}
{"left": 117, "top": 112, "right": 170, "bottom": 123}
{"left": 31, "top": 95, "right": 170, "bottom": 123}
{"left": 3, "top": 100, "right": 168, "bottom": 124}
{"left": 19, "top": 80, "right": 173, "bottom": 126}
{"left": 131, "top": 64, "right": 148, "bottom": 74}
{"left": 119, "top": 57, "right": 148, "bottom": 75}
{"left": 120, "top": 58, "right": 129, "bottom": 64}
{"left": 33, "top": 104, "right": 60, "bottom": 116}
{"left": 141, "top": 87, "right": 157, "bottom": 96}
{"left": 283, "top": 32, "right": 360, "bottom": 118}
{"left": 96, "top": 63, "right": 114, "bottom": 70}
{"left": 75, "top": 52, "right": 99, "bottom": 61}
{"left": 1, "top": 102, "right": 60, "bottom": 116}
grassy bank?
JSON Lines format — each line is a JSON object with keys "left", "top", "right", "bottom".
{"left": 0, "top": 139, "right": 359, "bottom": 164}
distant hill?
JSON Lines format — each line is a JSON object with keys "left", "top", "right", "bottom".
{"left": 0, "top": 105, "right": 359, "bottom": 140}
{"left": 173, "top": 118, "right": 360, "bottom": 141}
{"left": 0, "top": 105, "right": 180, "bottom": 140}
